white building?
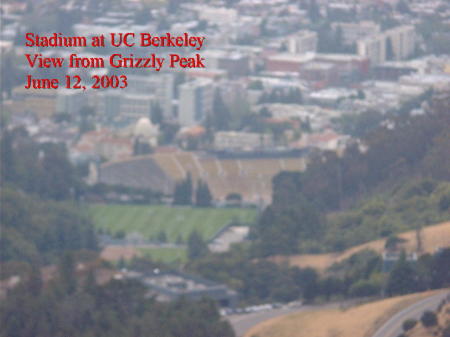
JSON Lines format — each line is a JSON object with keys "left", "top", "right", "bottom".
{"left": 387, "top": 25, "right": 416, "bottom": 61}
{"left": 97, "top": 91, "right": 155, "bottom": 119}
{"left": 287, "top": 30, "right": 318, "bottom": 54}
{"left": 214, "top": 131, "right": 273, "bottom": 151}
{"left": 357, "top": 25, "right": 416, "bottom": 66}
{"left": 357, "top": 34, "right": 387, "bottom": 66}
{"left": 178, "top": 79, "right": 214, "bottom": 126}
{"left": 56, "top": 89, "right": 85, "bottom": 115}
{"left": 331, "top": 21, "right": 380, "bottom": 45}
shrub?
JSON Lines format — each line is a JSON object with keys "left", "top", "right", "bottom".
{"left": 421, "top": 311, "right": 438, "bottom": 327}
{"left": 439, "top": 194, "right": 450, "bottom": 211}
{"left": 349, "top": 279, "right": 381, "bottom": 297}
{"left": 402, "top": 318, "right": 418, "bottom": 331}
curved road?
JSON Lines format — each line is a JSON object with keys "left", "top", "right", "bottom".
{"left": 228, "top": 292, "right": 449, "bottom": 337}
{"left": 228, "top": 302, "right": 342, "bottom": 337}
{"left": 371, "top": 291, "right": 450, "bottom": 337}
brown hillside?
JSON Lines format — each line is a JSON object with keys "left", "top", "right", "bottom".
{"left": 270, "top": 221, "right": 450, "bottom": 271}
{"left": 245, "top": 291, "right": 444, "bottom": 337}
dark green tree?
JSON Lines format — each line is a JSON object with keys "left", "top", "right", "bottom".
{"left": 173, "top": 173, "right": 193, "bottom": 205}
{"left": 386, "top": 253, "right": 420, "bottom": 296}
{"left": 421, "top": 311, "right": 438, "bottom": 327}
{"left": 187, "top": 230, "right": 208, "bottom": 260}
{"left": 212, "top": 89, "right": 231, "bottom": 131}
{"left": 157, "top": 230, "right": 167, "bottom": 243}
{"left": 196, "top": 180, "right": 213, "bottom": 207}
{"left": 58, "top": 252, "right": 77, "bottom": 294}
{"left": 150, "top": 102, "right": 164, "bottom": 125}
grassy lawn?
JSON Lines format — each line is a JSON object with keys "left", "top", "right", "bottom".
{"left": 90, "top": 204, "right": 257, "bottom": 242}
{"left": 139, "top": 247, "right": 188, "bottom": 265}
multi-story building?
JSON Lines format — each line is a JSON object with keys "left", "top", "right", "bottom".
{"left": 357, "top": 34, "right": 387, "bottom": 66}
{"left": 331, "top": 21, "right": 380, "bottom": 46}
{"left": 97, "top": 91, "right": 155, "bottom": 122}
{"left": 357, "top": 25, "right": 416, "bottom": 66}
{"left": 265, "top": 53, "right": 315, "bottom": 73}
{"left": 178, "top": 79, "right": 214, "bottom": 126}
{"left": 214, "top": 131, "right": 273, "bottom": 151}
{"left": 387, "top": 25, "right": 416, "bottom": 61}
{"left": 56, "top": 89, "right": 86, "bottom": 115}
{"left": 203, "top": 50, "right": 250, "bottom": 77}
{"left": 287, "top": 30, "right": 318, "bottom": 54}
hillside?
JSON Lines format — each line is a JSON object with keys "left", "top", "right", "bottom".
{"left": 405, "top": 301, "right": 450, "bottom": 337}
{"left": 269, "top": 221, "right": 450, "bottom": 271}
{"left": 244, "top": 291, "right": 444, "bottom": 337}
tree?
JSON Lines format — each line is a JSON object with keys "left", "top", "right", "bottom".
{"left": 25, "top": 265, "right": 43, "bottom": 296}
{"left": 196, "top": 180, "right": 213, "bottom": 207}
{"left": 157, "top": 231, "right": 167, "bottom": 243}
{"left": 58, "top": 252, "right": 77, "bottom": 294}
{"left": 133, "top": 138, "right": 153, "bottom": 155}
{"left": 402, "top": 319, "right": 418, "bottom": 332}
{"left": 173, "top": 173, "right": 193, "bottom": 205}
{"left": 187, "top": 230, "right": 208, "bottom": 260}
{"left": 420, "top": 311, "right": 438, "bottom": 327}
{"left": 291, "top": 267, "right": 319, "bottom": 302}
{"left": 150, "top": 102, "right": 164, "bottom": 125}
{"left": 430, "top": 248, "right": 450, "bottom": 289}
{"left": 386, "top": 253, "right": 420, "bottom": 296}
{"left": 212, "top": 89, "right": 231, "bottom": 131}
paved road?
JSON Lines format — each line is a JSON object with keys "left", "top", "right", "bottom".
{"left": 227, "top": 302, "right": 341, "bottom": 337}
{"left": 372, "top": 291, "right": 450, "bottom": 337}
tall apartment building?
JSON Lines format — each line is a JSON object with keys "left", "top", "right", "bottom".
{"left": 357, "top": 25, "right": 415, "bottom": 66}
{"left": 387, "top": 25, "right": 416, "bottom": 61}
{"left": 178, "top": 79, "right": 214, "bottom": 126}
{"left": 331, "top": 21, "right": 380, "bottom": 45}
{"left": 287, "top": 30, "right": 318, "bottom": 54}
{"left": 357, "top": 34, "right": 386, "bottom": 65}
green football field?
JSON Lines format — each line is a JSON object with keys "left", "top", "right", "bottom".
{"left": 90, "top": 204, "right": 257, "bottom": 242}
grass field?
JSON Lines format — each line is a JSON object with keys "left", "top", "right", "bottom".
{"left": 270, "top": 221, "right": 450, "bottom": 272}
{"left": 90, "top": 204, "right": 257, "bottom": 242}
{"left": 245, "top": 291, "right": 443, "bottom": 337}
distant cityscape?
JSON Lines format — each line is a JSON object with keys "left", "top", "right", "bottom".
{"left": 2, "top": 0, "right": 450, "bottom": 205}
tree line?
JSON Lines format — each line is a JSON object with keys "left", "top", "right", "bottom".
{"left": 252, "top": 103, "right": 450, "bottom": 256}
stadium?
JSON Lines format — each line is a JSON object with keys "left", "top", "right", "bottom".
{"left": 97, "top": 151, "right": 307, "bottom": 204}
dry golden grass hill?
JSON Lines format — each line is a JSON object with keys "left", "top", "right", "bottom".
{"left": 270, "top": 221, "right": 450, "bottom": 272}
{"left": 244, "top": 291, "right": 444, "bottom": 337}
{"left": 404, "top": 301, "right": 450, "bottom": 337}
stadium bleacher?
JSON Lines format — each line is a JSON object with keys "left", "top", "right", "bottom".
{"left": 98, "top": 152, "right": 307, "bottom": 203}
